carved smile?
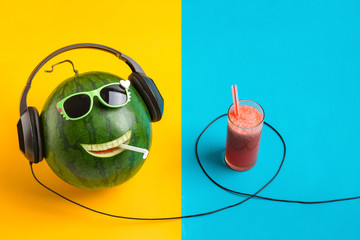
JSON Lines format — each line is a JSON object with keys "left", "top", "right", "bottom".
{"left": 80, "top": 130, "right": 131, "bottom": 158}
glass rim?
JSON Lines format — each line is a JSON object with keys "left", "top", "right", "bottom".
{"left": 227, "top": 99, "right": 265, "bottom": 130}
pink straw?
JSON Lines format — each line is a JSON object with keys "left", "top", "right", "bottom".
{"left": 231, "top": 84, "right": 240, "bottom": 117}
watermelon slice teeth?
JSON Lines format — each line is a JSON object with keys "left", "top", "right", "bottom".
{"left": 80, "top": 130, "right": 132, "bottom": 158}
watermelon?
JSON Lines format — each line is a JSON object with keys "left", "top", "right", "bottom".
{"left": 40, "top": 72, "right": 152, "bottom": 190}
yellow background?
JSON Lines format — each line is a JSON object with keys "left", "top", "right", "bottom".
{"left": 0, "top": 1, "right": 181, "bottom": 239}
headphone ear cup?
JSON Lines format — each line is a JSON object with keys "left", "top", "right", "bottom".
{"left": 128, "top": 72, "right": 164, "bottom": 122}
{"left": 17, "top": 107, "right": 43, "bottom": 163}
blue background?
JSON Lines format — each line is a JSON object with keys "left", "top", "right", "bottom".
{"left": 182, "top": 0, "right": 360, "bottom": 239}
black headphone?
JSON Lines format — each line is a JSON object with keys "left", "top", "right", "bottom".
{"left": 17, "top": 43, "right": 164, "bottom": 164}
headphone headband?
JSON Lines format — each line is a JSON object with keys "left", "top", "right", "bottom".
{"left": 19, "top": 43, "right": 145, "bottom": 115}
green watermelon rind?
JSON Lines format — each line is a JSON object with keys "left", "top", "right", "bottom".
{"left": 40, "top": 71, "right": 152, "bottom": 190}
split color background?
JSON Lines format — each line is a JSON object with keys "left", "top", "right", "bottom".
{"left": 1, "top": 0, "right": 360, "bottom": 239}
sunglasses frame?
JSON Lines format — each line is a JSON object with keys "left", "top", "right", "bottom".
{"left": 56, "top": 80, "right": 131, "bottom": 120}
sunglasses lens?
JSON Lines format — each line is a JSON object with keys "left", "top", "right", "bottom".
{"left": 64, "top": 94, "right": 91, "bottom": 119}
{"left": 100, "top": 84, "right": 127, "bottom": 106}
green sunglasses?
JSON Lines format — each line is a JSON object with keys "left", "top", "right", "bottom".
{"left": 56, "top": 80, "right": 131, "bottom": 120}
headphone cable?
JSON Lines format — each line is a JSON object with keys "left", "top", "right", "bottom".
{"left": 29, "top": 113, "right": 360, "bottom": 220}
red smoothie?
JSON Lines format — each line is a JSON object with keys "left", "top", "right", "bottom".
{"left": 225, "top": 101, "right": 264, "bottom": 171}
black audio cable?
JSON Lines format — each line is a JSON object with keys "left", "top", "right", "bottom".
{"left": 29, "top": 113, "right": 360, "bottom": 220}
